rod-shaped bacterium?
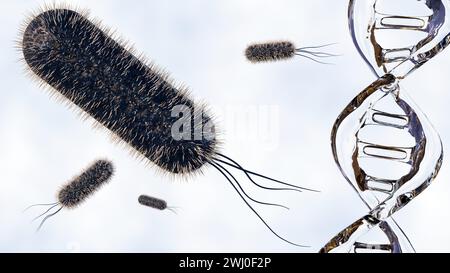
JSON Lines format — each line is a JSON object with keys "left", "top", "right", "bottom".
{"left": 245, "top": 40, "right": 337, "bottom": 64}
{"left": 26, "top": 159, "right": 114, "bottom": 231}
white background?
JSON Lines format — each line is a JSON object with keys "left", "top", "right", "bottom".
{"left": 1, "top": 0, "right": 450, "bottom": 252}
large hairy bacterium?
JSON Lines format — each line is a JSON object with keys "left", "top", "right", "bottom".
{"left": 21, "top": 7, "right": 315, "bottom": 246}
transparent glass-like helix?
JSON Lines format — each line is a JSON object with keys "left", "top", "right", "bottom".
{"left": 321, "top": 0, "right": 450, "bottom": 253}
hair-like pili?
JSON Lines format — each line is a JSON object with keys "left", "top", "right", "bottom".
{"left": 245, "top": 41, "right": 296, "bottom": 63}
{"left": 20, "top": 7, "right": 317, "bottom": 246}
{"left": 245, "top": 40, "right": 337, "bottom": 64}
{"left": 25, "top": 159, "right": 114, "bottom": 231}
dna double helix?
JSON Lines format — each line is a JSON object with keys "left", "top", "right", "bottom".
{"left": 321, "top": 0, "right": 450, "bottom": 253}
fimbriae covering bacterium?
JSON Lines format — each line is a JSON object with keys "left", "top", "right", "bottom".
{"left": 26, "top": 159, "right": 114, "bottom": 231}
{"left": 21, "top": 7, "right": 317, "bottom": 246}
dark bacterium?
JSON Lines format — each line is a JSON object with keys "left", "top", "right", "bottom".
{"left": 245, "top": 40, "right": 338, "bottom": 64}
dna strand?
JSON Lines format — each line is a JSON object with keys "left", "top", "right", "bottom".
{"left": 321, "top": 0, "right": 450, "bottom": 253}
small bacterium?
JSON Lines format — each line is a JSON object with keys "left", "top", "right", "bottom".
{"left": 25, "top": 159, "right": 114, "bottom": 231}
{"left": 245, "top": 40, "right": 338, "bottom": 64}
{"left": 138, "top": 195, "right": 177, "bottom": 214}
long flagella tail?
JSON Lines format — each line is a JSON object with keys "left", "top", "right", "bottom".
{"left": 37, "top": 206, "right": 63, "bottom": 232}
{"left": 214, "top": 153, "right": 319, "bottom": 192}
{"left": 209, "top": 161, "right": 308, "bottom": 247}
{"left": 212, "top": 161, "right": 290, "bottom": 210}
{"left": 32, "top": 204, "right": 60, "bottom": 222}
{"left": 23, "top": 202, "right": 59, "bottom": 212}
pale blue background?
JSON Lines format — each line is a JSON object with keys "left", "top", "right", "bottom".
{"left": 1, "top": 0, "right": 450, "bottom": 252}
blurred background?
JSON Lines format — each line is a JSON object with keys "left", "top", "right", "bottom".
{"left": 1, "top": 0, "right": 450, "bottom": 252}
